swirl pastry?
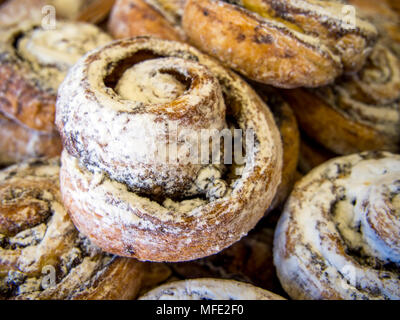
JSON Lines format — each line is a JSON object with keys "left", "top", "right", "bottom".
{"left": 0, "top": 158, "right": 144, "bottom": 300}
{"left": 274, "top": 151, "right": 400, "bottom": 300}
{"left": 348, "top": 0, "right": 400, "bottom": 58}
{"left": 0, "top": 21, "right": 111, "bottom": 134}
{"left": 182, "top": 0, "right": 378, "bottom": 88}
{"left": 0, "top": 113, "right": 62, "bottom": 167}
{"left": 284, "top": 43, "right": 400, "bottom": 155}
{"left": 56, "top": 37, "right": 283, "bottom": 262}
{"left": 140, "top": 278, "right": 285, "bottom": 300}
{"left": 108, "top": 0, "right": 185, "bottom": 41}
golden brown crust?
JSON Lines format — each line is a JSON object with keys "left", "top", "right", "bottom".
{"left": 182, "top": 0, "right": 377, "bottom": 88}
{"left": 0, "top": 158, "right": 145, "bottom": 300}
{"left": 283, "top": 43, "right": 400, "bottom": 155}
{"left": 284, "top": 88, "right": 396, "bottom": 155}
{"left": 348, "top": 0, "right": 400, "bottom": 58}
{"left": 0, "top": 63, "right": 57, "bottom": 134}
{"left": 0, "top": 113, "right": 62, "bottom": 167}
{"left": 56, "top": 37, "right": 283, "bottom": 262}
{"left": 108, "top": 0, "right": 185, "bottom": 41}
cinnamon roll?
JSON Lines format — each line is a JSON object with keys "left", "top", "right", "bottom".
{"left": 182, "top": 0, "right": 378, "bottom": 88}
{"left": 139, "top": 278, "right": 285, "bottom": 300}
{"left": 274, "top": 151, "right": 400, "bottom": 300}
{"left": 284, "top": 43, "right": 400, "bottom": 155}
{"left": 348, "top": 0, "right": 400, "bottom": 58}
{"left": 108, "top": 0, "right": 185, "bottom": 41}
{"left": 0, "top": 158, "right": 144, "bottom": 300}
{"left": 0, "top": 113, "right": 62, "bottom": 167}
{"left": 56, "top": 37, "right": 283, "bottom": 262}
{"left": 0, "top": 21, "right": 112, "bottom": 134}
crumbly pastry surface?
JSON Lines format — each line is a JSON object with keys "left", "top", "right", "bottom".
{"left": 285, "top": 42, "right": 400, "bottom": 155}
{"left": 139, "top": 278, "right": 285, "bottom": 300}
{"left": 274, "top": 151, "right": 400, "bottom": 300}
{"left": 182, "top": 0, "right": 378, "bottom": 88}
{"left": 0, "top": 113, "right": 62, "bottom": 167}
{"left": 0, "top": 21, "right": 112, "bottom": 133}
{"left": 0, "top": 158, "right": 144, "bottom": 300}
{"left": 56, "top": 37, "right": 283, "bottom": 262}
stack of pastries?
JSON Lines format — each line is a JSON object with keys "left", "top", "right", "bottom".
{"left": 0, "top": 0, "right": 399, "bottom": 300}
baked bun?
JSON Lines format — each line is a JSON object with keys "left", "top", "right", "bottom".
{"left": 0, "top": 158, "right": 144, "bottom": 300}
{"left": 0, "top": 21, "right": 112, "bottom": 133}
{"left": 284, "top": 43, "right": 400, "bottom": 155}
{"left": 108, "top": 0, "right": 185, "bottom": 41}
{"left": 274, "top": 151, "right": 400, "bottom": 300}
{"left": 139, "top": 278, "right": 285, "bottom": 300}
{"left": 182, "top": 0, "right": 378, "bottom": 88}
{"left": 0, "top": 113, "right": 62, "bottom": 167}
{"left": 56, "top": 37, "right": 283, "bottom": 262}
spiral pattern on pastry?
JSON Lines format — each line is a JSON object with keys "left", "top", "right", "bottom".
{"left": 182, "top": 0, "right": 378, "bottom": 88}
{"left": 139, "top": 278, "right": 285, "bottom": 300}
{"left": 274, "top": 151, "right": 400, "bottom": 300}
{"left": 56, "top": 37, "right": 283, "bottom": 262}
{"left": 0, "top": 21, "right": 112, "bottom": 133}
{"left": 285, "top": 43, "right": 400, "bottom": 155}
{"left": 0, "top": 158, "right": 144, "bottom": 300}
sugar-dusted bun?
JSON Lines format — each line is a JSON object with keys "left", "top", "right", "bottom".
{"left": 274, "top": 151, "right": 400, "bottom": 300}
{"left": 56, "top": 37, "right": 283, "bottom": 262}
{"left": 182, "top": 0, "right": 378, "bottom": 88}
{"left": 284, "top": 43, "right": 400, "bottom": 155}
{"left": 139, "top": 278, "right": 285, "bottom": 300}
{"left": 0, "top": 21, "right": 112, "bottom": 133}
{"left": 0, "top": 158, "right": 144, "bottom": 300}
